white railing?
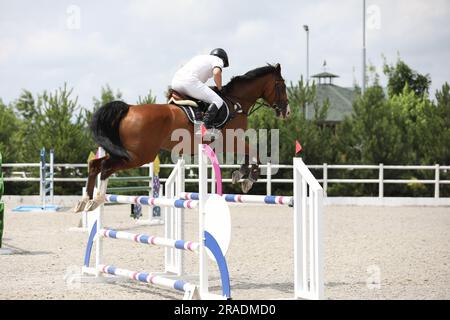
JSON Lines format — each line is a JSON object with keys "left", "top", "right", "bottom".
{"left": 2, "top": 163, "right": 450, "bottom": 198}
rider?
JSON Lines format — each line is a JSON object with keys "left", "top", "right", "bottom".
{"left": 171, "top": 48, "right": 229, "bottom": 129}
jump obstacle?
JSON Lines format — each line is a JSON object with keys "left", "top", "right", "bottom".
{"left": 13, "top": 148, "right": 60, "bottom": 212}
{"left": 81, "top": 145, "right": 324, "bottom": 300}
{"left": 165, "top": 159, "right": 323, "bottom": 299}
{"left": 81, "top": 144, "right": 231, "bottom": 300}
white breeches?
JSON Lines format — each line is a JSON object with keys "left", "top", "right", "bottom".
{"left": 171, "top": 76, "right": 224, "bottom": 108}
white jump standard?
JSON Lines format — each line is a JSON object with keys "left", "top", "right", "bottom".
{"left": 176, "top": 159, "right": 324, "bottom": 299}
{"left": 81, "top": 144, "right": 231, "bottom": 300}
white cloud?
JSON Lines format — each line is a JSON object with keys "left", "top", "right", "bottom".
{"left": 0, "top": 0, "right": 449, "bottom": 107}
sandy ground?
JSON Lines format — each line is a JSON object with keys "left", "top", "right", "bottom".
{"left": 0, "top": 199, "right": 449, "bottom": 300}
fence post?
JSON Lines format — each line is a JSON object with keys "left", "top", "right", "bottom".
{"left": 379, "top": 163, "right": 384, "bottom": 198}
{"left": 50, "top": 148, "right": 54, "bottom": 204}
{"left": 211, "top": 166, "right": 216, "bottom": 194}
{"left": 266, "top": 161, "right": 272, "bottom": 196}
{"left": 323, "top": 163, "right": 328, "bottom": 196}
{"left": 435, "top": 164, "right": 440, "bottom": 199}
{"left": 39, "top": 148, "right": 44, "bottom": 203}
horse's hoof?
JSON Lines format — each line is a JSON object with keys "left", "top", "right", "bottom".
{"left": 232, "top": 170, "right": 244, "bottom": 184}
{"left": 85, "top": 199, "right": 103, "bottom": 212}
{"left": 241, "top": 179, "right": 254, "bottom": 193}
{"left": 73, "top": 199, "right": 88, "bottom": 213}
{"left": 288, "top": 198, "right": 294, "bottom": 207}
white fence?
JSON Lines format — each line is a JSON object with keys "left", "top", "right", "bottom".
{"left": 2, "top": 162, "right": 450, "bottom": 198}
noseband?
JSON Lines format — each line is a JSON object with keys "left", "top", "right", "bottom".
{"left": 269, "top": 79, "right": 287, "bottom": 115}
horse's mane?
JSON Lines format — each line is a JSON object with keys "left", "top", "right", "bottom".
{"left": 224, "top": 64, "right": 280, "bottom": 92}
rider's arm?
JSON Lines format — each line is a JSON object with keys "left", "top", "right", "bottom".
{"left": 213, "top": 67, "right": 222, "bottom": 90}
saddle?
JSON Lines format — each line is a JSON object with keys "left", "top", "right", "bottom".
{"left": 167, "top": 89, "right": 242, "bottom": 129}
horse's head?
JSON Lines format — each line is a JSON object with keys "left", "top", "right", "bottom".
{"left": 262, "top": 63, "right": 290, "bottom": 119}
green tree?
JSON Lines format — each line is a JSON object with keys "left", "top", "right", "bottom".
{"left": 13, "top": 83, "right": 92, "bottom": 163}
{"left": 137, "top": 90, "right": 157, "bottom": 104}
{"left": 92, "top": 85, "right": 123, "bottom": 110}
{"left": 0, "top": 99, "right": 22, "bottom": 162}
{"left": 434, "top": 83, "right": 450, "bottom": 165}
{"left": 85, "top": 85, "right": 124, "bottom": 125}
{"left": 11, "top": 84, "right": 93, "bottom": 195}
{"left": 336, "top": 84, "right": 412, "bottom": 165}
{"left": 383, "top": 57, "right": 431, "bottom": 97}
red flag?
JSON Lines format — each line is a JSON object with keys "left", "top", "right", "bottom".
{"left": 295, "top": 140, "right": 302, "bottom": 154}
{"left": 201, "top": 124, "right": 207, "bottom": 137}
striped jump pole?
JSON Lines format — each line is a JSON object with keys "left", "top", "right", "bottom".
{"left": 104, "top": 194, "right": 198, "bottom": 209}
{"left": 83, "top": 219, "right": 230, "bottom": 299}
{"left": 99, "top": 228, "right": 200, "bottom": 252}
{"left": 97, "top": 265, "right": 198, "bottom": 299}
{"left": 180, "top": 192, "right": 293, "bottom": 206}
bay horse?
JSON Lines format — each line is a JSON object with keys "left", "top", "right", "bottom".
{"left": 75, "top": 63, "right": 290, "bottom": 212}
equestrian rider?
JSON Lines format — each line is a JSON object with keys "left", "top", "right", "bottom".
{"left": 171, "top": 48, "right": 229, "bottom": 129}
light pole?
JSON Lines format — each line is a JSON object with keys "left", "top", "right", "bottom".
{"left": 362, "top": 0, "right": 366, "bottom": 95}
{"left": 303, "top": 25, "right": 309, "bottom": 85}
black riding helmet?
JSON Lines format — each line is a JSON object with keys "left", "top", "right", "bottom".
{"left": 210, "top": 48, "right": 229, "bottom": 68}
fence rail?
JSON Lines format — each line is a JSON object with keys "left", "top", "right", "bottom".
{"left": 2, "top": 162, "right": 450, "bottom": 198}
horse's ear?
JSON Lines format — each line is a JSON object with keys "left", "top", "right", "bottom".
{"left": 275, "top": 63, "right": 281, "bottom": 72}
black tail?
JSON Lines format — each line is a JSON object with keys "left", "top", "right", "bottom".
{"left": 90, "top": 101, "right": 130, "bottom": 161}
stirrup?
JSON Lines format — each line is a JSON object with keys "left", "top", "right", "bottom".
{"left": 194, "top": 121, "right": 219, "bottom": 139}
{"left": 202, "top": 128, "right": 220, "bottom": 141}
{"left": 194, "top": 121, "right": 204, "bottom": 135}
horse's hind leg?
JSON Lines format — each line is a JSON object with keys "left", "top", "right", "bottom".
{"left": 84, "top": 157, "right": 132, "bottom": 212}
{"left": 231, "top": 144, "right": 253, "bottom": 185}
{"left": 232, "top": 163, "right": 250, "bottom": 184}
{"left": 73, "top": 156, "right": 106, "bottom": 213}
{"left": 241, "top": 163, "right": 260, "bottom": 193}
{"left": 233, "top": 161, "right": 261, "bottom": 193}
{"left": 231, "top": 142, "right": 260, "bottom": 193}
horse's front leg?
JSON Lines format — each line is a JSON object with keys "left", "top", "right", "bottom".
{"left": 84, "top": 177, "right": 109, "bottom": 212}
{"left": 73, "top": 156, "right": 106, "bottom": 212}
{"left": 84, "top": 157, "right": 123, "bottom": 212}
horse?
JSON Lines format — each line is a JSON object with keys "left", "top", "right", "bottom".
{"left": 75, "top": 63, "right": 290, "bottom": 212}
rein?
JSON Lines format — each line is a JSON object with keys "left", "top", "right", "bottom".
{"left": 221, "top": 76, "right": 286, "bottom": 118}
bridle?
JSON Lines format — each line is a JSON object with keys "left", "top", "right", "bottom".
{"left": 224, "top": 77, "right": 287, "bottom": 117}
{"left": 268, "top": 78, "right": 287, "bottom": 117}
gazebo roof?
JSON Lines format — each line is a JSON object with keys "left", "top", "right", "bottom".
{"left": 311, "top": 72, "right": 339, "bottom": 78}
{"left": 305, "top": 85, "right": 355, "bottom": 122}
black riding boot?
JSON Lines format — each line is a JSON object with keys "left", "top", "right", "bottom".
{"left": 203, "top": 103, "right": 220, "bottom": 129}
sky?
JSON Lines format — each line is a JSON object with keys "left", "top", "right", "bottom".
{"left": 0, "top": 0, "right": 449, "bottom": 109}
